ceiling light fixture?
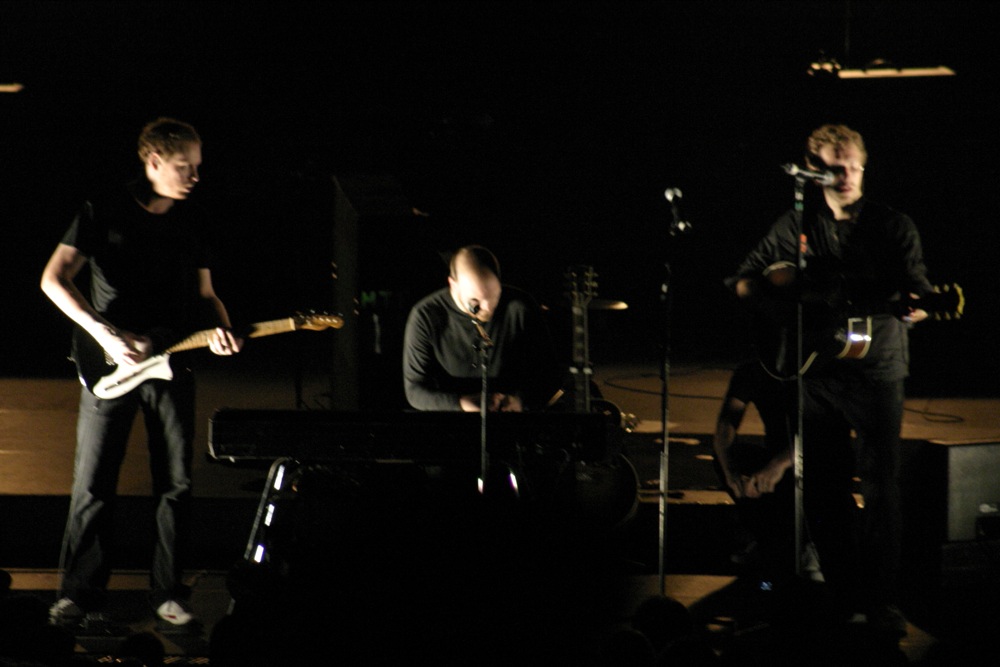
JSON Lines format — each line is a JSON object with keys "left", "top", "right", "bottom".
{"left": 807, "top": 2, "right": 955, "bottom": 80}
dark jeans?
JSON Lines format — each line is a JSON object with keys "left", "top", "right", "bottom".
{"left": 802, "top": 370, "right": 905, "bottom": 611}
{"left": 58, "top": 373, "right": 195, "bottom": 610}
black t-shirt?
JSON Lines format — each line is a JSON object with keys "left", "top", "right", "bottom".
{"left": 61, "top": 184, "right": 212, "bottom": 337}
{"left": 402, "top": 285, "right": 563, "bottom": 411}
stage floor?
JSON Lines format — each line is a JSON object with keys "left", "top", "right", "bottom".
{"left": 2, "top": 359, "right": 999, "bottom": 662}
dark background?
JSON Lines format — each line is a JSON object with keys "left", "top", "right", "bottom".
{"left": 2, "top": 1, "right": 997, "bottom": 397}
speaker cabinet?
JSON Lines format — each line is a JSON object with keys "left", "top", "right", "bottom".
{"left": 328, "top": 174, "right": 448, "bottom": 410}
{"left": 901, "top": 439, "right": 1000, "bottom": 544}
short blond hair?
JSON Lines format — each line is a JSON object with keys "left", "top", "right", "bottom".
{"left": 137, "top": 117, "right": 201, "bottom": 162}
{"left": 806, "top": 124, "right": 867, "bottom": 165}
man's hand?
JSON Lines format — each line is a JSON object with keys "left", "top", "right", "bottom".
{"left": 724, "top": 471, "right": 747, "bottom": 499}
{"left": 498, "top": 394, "right": 523, "bottom": 412}
{"left": 97, "top": 325, "right": 151, "bottom": 366}
{"left": 734, "top": 278, "right": 755, "bottom": 299}
{"left": 459, "top": 393, "right": 522, "bottom": 412}
{"left": 902, "top": 293, "right": 928, "bottom": 324}
{"left": 208, "top": 327, "right": 244, "bottom": 356}
{"left": 743, "top": 456, "right": 792, "bottom": 499}
{"left": 459, "top": 394, "right": 483, "bottom": 412}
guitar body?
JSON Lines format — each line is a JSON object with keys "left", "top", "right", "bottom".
{"left": 93, "top": 355, "right": 175, "bottom": 399}
{"left": 70, "top": 326, "right": 175, "bottom": 399}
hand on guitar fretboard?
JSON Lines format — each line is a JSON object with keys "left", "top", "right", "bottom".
{"left": 894, "top": 283, "right": 965, "bottom": 321}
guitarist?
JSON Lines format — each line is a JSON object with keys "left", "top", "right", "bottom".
{"left": 40, "top": 118, "right": 242, "bottom": 634}
{"left": 728, "top": 124, "right": 933, "bottom": 640}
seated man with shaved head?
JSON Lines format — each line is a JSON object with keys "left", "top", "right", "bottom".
{"left": 403, "top": 245, "right": 562, "bottom": 412}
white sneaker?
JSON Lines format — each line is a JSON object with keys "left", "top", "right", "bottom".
{"left": 156, "top": 599, "right": 196, "bottom": 627}
{"left": 49, "top": 597, "right": 84, "bottom": 627}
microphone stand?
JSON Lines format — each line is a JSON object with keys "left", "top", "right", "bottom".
{"left": 471, "top": 318, "right": 493, "bottom": 495}
{"left": 790, "top": 173, "right": 808, "bottom": 578}
{"left": 657, "top": 190, "right": 692, "bottom": 589}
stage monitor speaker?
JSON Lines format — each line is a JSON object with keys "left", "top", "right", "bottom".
{"left": 900, "top": 438, "right": 1000, "bottom": 544}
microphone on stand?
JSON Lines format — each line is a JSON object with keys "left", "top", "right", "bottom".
{"left": 781, "top": 163, "right": 842, "bottom": 186}
{"left": 664, "top": 187, "right": 693, "bottom": 236}
{"left": 467, "top": 299, "right": 494, "bottom": 347}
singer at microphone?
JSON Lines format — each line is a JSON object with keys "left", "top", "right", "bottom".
{"left": 727, "top": 124, "right": 934, "bottom": 631}
{"left": 402, "top": 245, "right": 562, "bottom": 413}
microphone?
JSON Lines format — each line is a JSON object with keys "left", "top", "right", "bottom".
{"left": 469, "top": 317, "right": 493, "bottom": 349}
{"left": 664, "top": 187, "right": 692, "bottom": 235}
{"left": 781, "top": 163, "right": 842, "bottom": 186}
{"left": 466, "top": 298, "right": 492, "bottom": 345}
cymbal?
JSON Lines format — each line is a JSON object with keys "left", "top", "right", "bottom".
{"left": 589, "top": 298, "right": 628, "bottom": 311}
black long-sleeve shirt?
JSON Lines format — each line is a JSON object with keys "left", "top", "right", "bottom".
{"left": 730, "top": 197, "right": 933, "bottom": 381}
{"left": 402, "top": 285, "right": 562, "bottom": 411}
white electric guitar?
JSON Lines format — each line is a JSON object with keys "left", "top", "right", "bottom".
{"left": 71, "top": 312, "right": 344, "bottom": 399}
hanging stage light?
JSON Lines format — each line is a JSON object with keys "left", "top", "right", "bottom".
{"left": 807, "top": 2, "right": 956, "bottom": 80}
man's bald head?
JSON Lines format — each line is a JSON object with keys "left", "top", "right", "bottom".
{"left": 448, "top": 245, "right": 502, "bottom": 321}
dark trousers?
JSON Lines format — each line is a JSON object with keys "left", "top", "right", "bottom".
{"left": 801, "top": 371, "right": 905, "bottom": 611}
{"left": 58, "top": 373, "right": 195, "bottom": 609}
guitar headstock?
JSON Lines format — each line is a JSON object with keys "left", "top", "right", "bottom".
{"left": 294, "top": 312, "right": 346, "bottom": 330}
{"left": 923, "top": 283, "right": 965, "bottom": 320}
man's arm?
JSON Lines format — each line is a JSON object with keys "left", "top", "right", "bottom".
{"left": 895, "top": 214, "right": 933, "bottom": 324}
{"left": 402, "top": 306, "right": 463, "bottom": 411}
{"left": 744, "top": 446, "right": 792, "bottom": 499}
{"left": 714, "top": 393, "right": 793, "bottom": 499}
{"left": 728, "top": 212, "right": 800, "bottom": 300}
{"left": 714, "top": 395, "right": 749, "bottom": 498}
{"left": 197, "top": 268, "right": 242, "bottom": 355}
{"left": 40, "top": 243, "right": 150, "bottom": 366}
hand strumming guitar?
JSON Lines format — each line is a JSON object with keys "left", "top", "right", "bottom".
{"left": 93, "top": 324, "right": 152, "bottom": 366}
